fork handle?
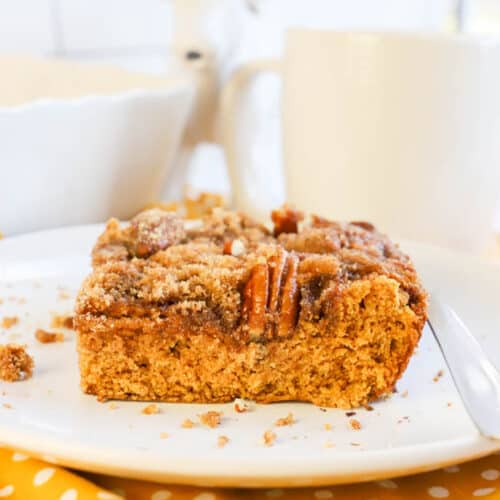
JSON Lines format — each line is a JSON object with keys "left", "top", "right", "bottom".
{"left": 428, "top": 295, "right": 500, "bottom": 440}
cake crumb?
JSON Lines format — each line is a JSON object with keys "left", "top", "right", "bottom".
{"left": 0, "top": 344, "right": 34, "bottom": 381}
{"left": 1, "top": 316, "right": 18, "bottom": 329}
{"left": 199, "top": 410, "right": 222, "bottom": 428}
{"left": 217, "top": 435, "right": 229, "bottom": 448}
{"left": 2, "top": 403, "right": 12, "bottom": 409}
{"left": 364, "top": 404, "right": 374, "bottom": 411}
{"left": 50, "top": 315, "right": 74, "bottom": 329}
{"left": 142, "top": 404, "right": 160, "bottom": 415}
{"left": 324, "top": 423, "right": 333, "bottom": 431}
{"left": 350, "top": 442, "right": 361, "bottom": 447}
{"left": 433, "top": 370, "right": 444, "bottom": 382}
{"left": 160, "top": 432, "right": 169, "bottom": 439}
{"left": 401, "top": 390, "right": 409, "bottom": 398}
{"left": 108, "top": 403, "right": 118, "bottom": 410}
{"left": 233, "top": 398, "right": 251, "bottom": 413}
{"left": 349, "top": 418, "right": 362, "bottom": 430}
{"left": 324, "top": 441, "right": 335, "bottom": 448}
{"left": 58, "top": 291, "right": 71, "bottom": 300}
{"left": 35, "top": 329, "right": 64, "bottom": 344}
{"left": 181, "top": 418, "right": 195, "bottom": 429}
{"left": 275, "top": 412, "right": 295, "bottom": 427}
{"left": 0, "top": 231, "right": 3, "bottom": 240}
{"left": 447, "top": 402, "right": 453, "bottom": 407}
{"left": 263, "top": 430, "right": 277, "bottom": 447}
{"left": 345, "top": 411, "right": 356, "bottom": 417}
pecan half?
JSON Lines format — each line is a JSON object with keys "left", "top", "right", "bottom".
{"left": 277, "top": 253, "right": 299, "bottom": 338}
{"left": 242, "top": 250, "right": 300, "bottom": 340}
{"left": 268, "top": 248, "right": 288, "bottom": 314}
{"left": 242, "top": 262, "right": 269, "bottom": 341}
{"left": 350, "top": 221, "right": 375, "bottom": 231}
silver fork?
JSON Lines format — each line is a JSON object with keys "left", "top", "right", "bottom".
{"left": 428, "top": 294, "right": 500, "bottom": 440}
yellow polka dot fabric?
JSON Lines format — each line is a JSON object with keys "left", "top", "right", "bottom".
{"left": 1, "top": 448, "right": 499, "bottom": 499}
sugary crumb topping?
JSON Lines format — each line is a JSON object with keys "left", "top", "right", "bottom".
{"left": 76, "top": 206, "right": 427, "bottom": 343}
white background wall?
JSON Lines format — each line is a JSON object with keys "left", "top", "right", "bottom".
{"left": 0, "top": 0, "right": 462, "bottom": 74}
{"left": 0, "top": 0, "right": 498, "bottom": 229}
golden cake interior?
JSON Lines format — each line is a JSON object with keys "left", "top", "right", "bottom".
{"left": 75, "top": 207, "right": 427, "bottom": 408}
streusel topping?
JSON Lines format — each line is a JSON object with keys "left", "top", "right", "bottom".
{"left": 76, "top": 207, "right": 426, "bottom": 338}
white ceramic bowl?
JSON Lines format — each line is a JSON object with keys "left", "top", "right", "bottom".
{"left": 0, "top": 59, "right": 194, "bottom": 235}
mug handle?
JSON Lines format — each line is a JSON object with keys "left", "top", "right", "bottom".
{"left": 218, "top": 59, "right": 281, "bottom": 215}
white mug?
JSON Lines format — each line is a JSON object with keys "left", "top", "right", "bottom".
{"left": 221, "top": 31, "right": 500, "bottom": 253}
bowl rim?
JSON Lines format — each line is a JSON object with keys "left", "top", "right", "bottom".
{"left": 0, "top": 77, "right": 195, "bottom": 114}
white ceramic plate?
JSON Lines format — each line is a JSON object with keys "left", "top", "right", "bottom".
{"left": 0, "top": 225, "right": 499, "bottom": 487}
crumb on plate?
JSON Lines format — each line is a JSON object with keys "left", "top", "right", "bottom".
{"left": 199, "top": 411, "right": 222, "bottom": 428}
{"left": 142, "top": 404, "right": 160, "bottom": 415}
{"left": 433, "top": 370, "right": 444, "bottom": 382}
{"left": 263, "top": 430, "right": 276, "bottom": 447}
{"left": 1, "top": 316, "right": 18, "bottom": 329}
{"left": 324, "top": 423, "right": 333, "bottom": 431}
{"left": 50, "top": 315, "right": 74, "bottom": 329}
{"left": 0, "top": 344, "right": 34, "bottom": 382}
{"left": 35, "top": 329, "right": 64, "bottom": 344}
{"left": 181, "top": 418, "right": 195, "bottom": 429}
{"left": 233, "top": 398, "right": 251, "bottom": 413}
{"left": 275, "top": 412, "right": 295, "bottom": 427}
{"left": 160, "top": 432, "right": 169, "bottom": 439}
{"left": 217, "top": 435, "right": 229, "bottom": 448}
{"left": 349, "top": 418, "right": 362, "bottom": 430}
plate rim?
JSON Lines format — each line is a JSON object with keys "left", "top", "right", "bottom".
{"left": 0, "top": 223, "right": 499, "bottom": 487}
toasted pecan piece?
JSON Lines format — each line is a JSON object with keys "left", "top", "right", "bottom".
{"left": 242, "top": 262, "right": 269, "bottom": 340}
{"left": 271, "top": 206, "right": 304, "bottom": 236}
{"left": 243, "top": 251, "right": 300, "bottom": 340}
{"left": 268, "top": 248, "right": 288, "bottom": 315}
{"left": 350, "top": 221, "right": 375, "bottom": 231}
{"left": 130, "top": 209, "right": 185, "bottom": 258}
{"left": 277, "top": 254, "right": 299, "bottom": 338}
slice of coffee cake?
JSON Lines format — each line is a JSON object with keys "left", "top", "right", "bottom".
{"left": 75, "top": 207, "right": 427, "bottom": 408}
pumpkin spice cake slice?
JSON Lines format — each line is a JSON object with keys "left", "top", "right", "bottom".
{"left": 74, "top": 207, "right": 427, "bottom": 408}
